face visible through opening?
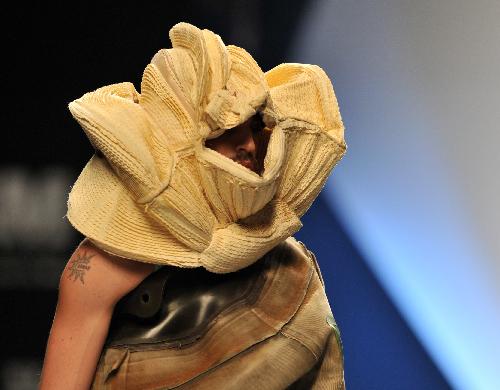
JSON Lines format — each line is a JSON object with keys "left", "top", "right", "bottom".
{"left": 204, "top": 114, "right": 270, "bottom": 175}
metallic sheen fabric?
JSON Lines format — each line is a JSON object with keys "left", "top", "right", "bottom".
{"left": 106, "top": 253, "right": 267, "bottom": 348}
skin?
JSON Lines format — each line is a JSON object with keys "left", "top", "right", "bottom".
{"left": 205, "top": 114, "right": 270, "bottom": 175}
{"left": 39, "top": 239, "right": 156, "bottom": 389}
{"left": 39, "top": 114, "right": 270, "bottom": 389}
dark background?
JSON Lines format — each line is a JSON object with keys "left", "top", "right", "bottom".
{"left": 1, "top": 2, "right": 451, "bottom": 389}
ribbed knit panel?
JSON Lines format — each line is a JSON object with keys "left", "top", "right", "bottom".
{"left": 276, "top": 120, "right": 346, "bottom": 218}
{"left": 148, "top": 154, "right": 215, "bottom": 252}
{"left": 200, "top": 200, "right": 302, "bottom": 273}
{"left": 196, "top": 155, "right": 278, "bottom": 221}
{"left": 140, "top": 62, "right": 196, "bottom": 145}
{"left": 68, "top": 83, "right": 160, "bottom": 200}
{"left": 67, "top": 156, "right": 200, "bottom": 267}
{"left": 202, "top": 29, "right": 230, "bottom": 95}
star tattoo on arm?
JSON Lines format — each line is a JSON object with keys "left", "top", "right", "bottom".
{"left": 67, "top": 251, "right": 95, "bottom": 284}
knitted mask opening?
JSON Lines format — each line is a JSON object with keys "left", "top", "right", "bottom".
{"left": 204, "top": 113, "right": 271, "bottom": 177}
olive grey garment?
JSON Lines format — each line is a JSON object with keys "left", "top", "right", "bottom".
{"left": 91, "top": 237, "right": 345, "bottom": 389}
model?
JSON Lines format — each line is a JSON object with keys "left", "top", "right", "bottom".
{"left": 40, "top": 22, "right": 347, "bottom": 389}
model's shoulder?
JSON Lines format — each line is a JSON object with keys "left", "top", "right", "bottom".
{"left": 283, "top": 236, "right": 313, "bottom": 258}
{"left": 284, "top": 237, "right": 325, "bottom": 288}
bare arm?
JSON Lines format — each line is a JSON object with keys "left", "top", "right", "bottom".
{"left": 39, "top": 238, "right": 156, "bottom": 390}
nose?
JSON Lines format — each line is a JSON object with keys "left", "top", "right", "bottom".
{"left": 234, "top": 126, "right": 259, "bottom": 173}
{"left": 236, "top": 131, "right": 257, "bottom": 157}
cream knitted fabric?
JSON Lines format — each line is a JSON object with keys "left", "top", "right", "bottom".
{"left": 67, "top": 22, "right": 347, "bottom": 273}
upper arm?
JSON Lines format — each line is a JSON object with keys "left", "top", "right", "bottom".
{"left": 58, "top": 238, "right": 157, "bottom": 311}
{"left": 39, "top": 241, "right": 156, "bottom": 389}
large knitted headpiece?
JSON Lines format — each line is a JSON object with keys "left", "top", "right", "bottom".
{"left": 67, "top": 22, "right": 347, "bottom": 273}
